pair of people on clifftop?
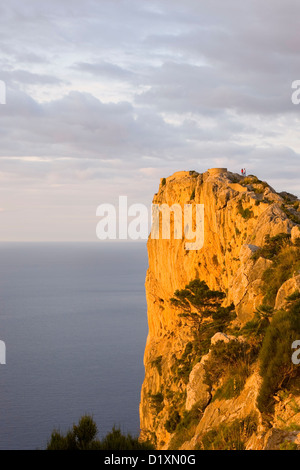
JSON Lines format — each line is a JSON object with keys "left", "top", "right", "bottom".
{"left": 241, "top": 168, "right": 246, "bottom": 176}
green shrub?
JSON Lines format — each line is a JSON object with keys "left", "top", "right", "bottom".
{"left": 149, "top": 392, "right": 164, "bottom": 413}
{"left": 197, "top": 413, "right": 258, "bottom": 450}
{"left": 237, "top": 200, "right": 254, "bottom": 220}
{"left": 212, "top": 369, "right": 249, "bottom": 401}
{"left": 241, "top": 176, "right": 261, "bottom": 186}
{"left": 241, "top": 305, "right": 273, "bottom": 343}
{"left": 47, "top": 415, "right": 99, "bottom": 450}
{"left": 100, "top": 427, "right": 154, "bottom": 450}
{"left": 251, "top": 233, "right": 300, "bottom": 306}
{"left": 279, "top": 440, "right": 298, "bottom": 450}
{"left": 168, "top": 402, "right": 203, "bottom": 449}
{"left": 252, "top": 185, "right": 265, "bottom": 194}
{"left": 161, "top": 178, "right": 166, "bottom": 186}
{"left": 171, "top": 342, "right": 198, "bottom": 385}
{"left": 252, "top": 233, "right": 291, "bottom": 261}
{"left": 164, "top": 410, "right": 181, "bottom": 433}
{"left": 204, "top": 340, "right": 258, "bottom": 400}
{"left": 257, "top": 297, "right": 300, "bottom": 413}
{"left": 261, "top": 245, "right": 300, "bottom": 305}
{"left": 46, "top": 415, "right": 154, "bottom": 450}
{"left": 281, "top": 204, "right": 300, "bottom": 224}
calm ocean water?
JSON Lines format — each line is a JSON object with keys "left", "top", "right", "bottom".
{"left": 0, "top": 242, "right": 148, "bottom": 450}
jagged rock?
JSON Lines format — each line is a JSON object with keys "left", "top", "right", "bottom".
{"left": 273, "top": 394, "right": 300, "bottom": 430}
{"left": 239, "top": 244, "right": 259, "bottom": 263}
{"left": 275, "top": 275, "right": 300, "bottom": 310}
{"left": 263, "top": 187, "right": 283, "bottom": 203}
{"left": 263, "top": 428, "right": 300, "bottom": 450}
{"left": 250, "top": 204, "right": 294, "bottom": 247}
{"left": 189, "top": 370, "right": 263, "bottom": 448}
{"left": 291, "top": 225, "right": 300, "bottom": 244}
{"left": 210, "top": 332, "right": 236, "bottom": 345}
{"left": 230, "top": 253, "right": 273, "bottom": 323}
{"left": 186, "top": 362, "right": 211, "bottom": 411}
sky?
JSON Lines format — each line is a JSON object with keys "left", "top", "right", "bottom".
{"left": 0, "top": 0, "right": 299, "bottom": 241}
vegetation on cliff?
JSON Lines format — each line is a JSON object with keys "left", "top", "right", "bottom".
{"left": 46, "top": 415, "right": 154, "bottom": 450}
{"left": 257, "top": 293, "right": 300, "bottom": 414}
{"left": 252, "top": 233, "right": 300, "bottom": 306}
{"left": 164, "top": 273, "right": 300, "bottom": 449}
{"left": 170, "top": 279, "right": 235, "bottom": 357}
{"left": 140, "top": 169, "right": 300, "bottom": 450}
{"left": 196, "top": 413, "right": 258, "bottom": 450}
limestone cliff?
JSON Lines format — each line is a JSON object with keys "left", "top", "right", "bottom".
{"left": 140, "top": 168, "right": 300, "bottom": 450}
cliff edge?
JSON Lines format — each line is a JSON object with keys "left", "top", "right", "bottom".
{"left": 140, "top": 168, "right": 300, "bottom": 450}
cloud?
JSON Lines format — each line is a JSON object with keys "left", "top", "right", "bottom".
{"left": 0, "top": 89, "right": 189, "bottom": 161}
{"left": 72, "top": 62, "right": 136, "bottom": 82}
{"left": 0, "top": 0, "right": 299, "bottom": 240}
{"left": 1, "top": 69, "right": 65, "bottom": 87}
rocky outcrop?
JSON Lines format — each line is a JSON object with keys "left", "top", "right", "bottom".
{"left": 292, "top": 226, "right": 300, "bottom": 244}
{"left": 139, "top": 169, "right": 300, "bottom": 450}
{"left": 185, "top": 359, "right": 211, "bottom": 411}
{"left": 275, "top": 275, "right": 300, "bottom": 310}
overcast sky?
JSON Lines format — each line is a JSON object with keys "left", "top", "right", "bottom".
{"left": 0, "top": 0, "right": 299, "bottom": 241}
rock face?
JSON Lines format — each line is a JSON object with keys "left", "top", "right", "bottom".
{"left": 185, "top": 360, "right": 211, "bottom": 411}
{"left": 275, "top": 275, "right": 300, "bottom": 310}
{"left": 139, "top": 169, "right": 300, "bottom": 450}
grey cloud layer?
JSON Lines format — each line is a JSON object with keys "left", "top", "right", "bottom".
{"left": 0, "top": 0, "right": 299, "bottom": 240}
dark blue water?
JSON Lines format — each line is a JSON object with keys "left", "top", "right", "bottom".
{"left": 0, "top": 242, "right": 148, "bottom": 450}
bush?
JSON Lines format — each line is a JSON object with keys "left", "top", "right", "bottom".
{"left": 252, "top": 233, "right": 291, "bottom": 261}
{"left": 281, "top": 204, "right": 300, "bottom": 224}
{"left": 100, "top": 427, "right": 154, "bottom": 450}
{"left": 212, "top": 371, "right": 248, "bottom": 401}
{"left": 46, "top": 415, "right": 154, "bottom": 450}
{"left": 279, "top": 440, "right": 298, "bottom": 450}
{"left": 251, "top": 233, "right": 300, "bottom": 306}
{"left": 237, "top": 200, "right": 254, "bottom": 220}
{"left": 241, "top": 305, "right": 273, "bottom": 343}
{"left": 197, "top": 413, "right": 258, "bottom": 450}
{"left": 47, "top": 415, "right": 100, "bottom": 450}
{"left": 261, "top": 245, "right": 300, "bottom": 305}
{"left": 242, "top": 176, "right": 260, "bottom": 185}
{"left": 168, "top": 403, "right": 203, "bottom": 449}
{"left": 149, "top": 392, "right": 164, "bottom": 413}
{"left": 164, "top": 410, "right": 181, "bottom": 433}
{"left": 204, "top": 340, "right": 258, "bottom": 400}
{"left": 257, "top": 297, "right": 300, "bottom": 413}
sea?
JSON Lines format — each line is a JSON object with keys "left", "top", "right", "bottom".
{"left": 0, "top": 242, "right": 149, "bottom": 450}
